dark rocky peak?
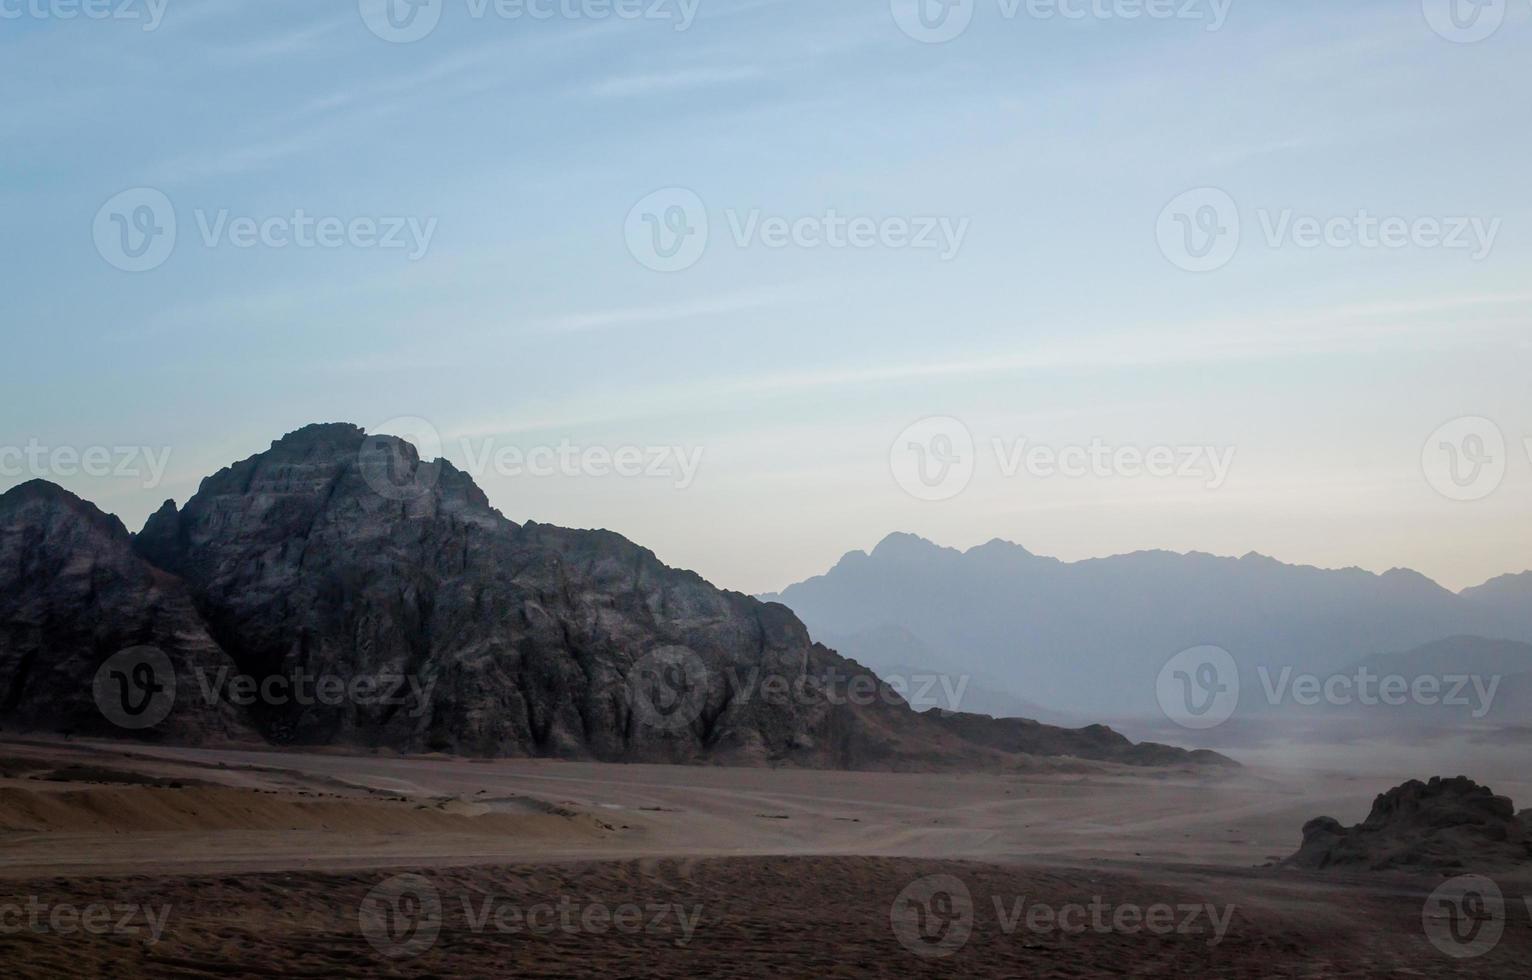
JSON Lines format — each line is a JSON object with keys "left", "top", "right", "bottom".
{"left": 1287, "top": 776, "right": 1530, "bottom": 872}
{"left": 0, "top": 479, "right": 130, "bottom": 542}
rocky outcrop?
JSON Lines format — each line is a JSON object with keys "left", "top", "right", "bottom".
{"left": 925, "top": 709, "right": 1238, "bottom": 767}
{"left": 1, "top": 424, "right": 1230, "bottom": 770}
{"left": 0, "top": 481, "right": 253, "bottom": 742}
{"left": 1286, "top": 776, "right": 1532, "bottom": 872}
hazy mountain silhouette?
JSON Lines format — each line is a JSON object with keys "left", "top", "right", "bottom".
{"left": 763, "top": 533, "right": 1532, "bottom": 720}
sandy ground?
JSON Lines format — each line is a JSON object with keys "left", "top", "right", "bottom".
{"left": 0, "top": 737, "right": 1528, "bottom": 977}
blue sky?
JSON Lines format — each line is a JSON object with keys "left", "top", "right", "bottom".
{"left": 3, "top": 0, "right": 1530, "bottom": 594}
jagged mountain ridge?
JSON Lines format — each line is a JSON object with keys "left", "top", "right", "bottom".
{"left": 0, "top": 424, "right": 1225, "bottom": 770}
{"left": 764, "top": 532, "right": 1532, "bottom": 719}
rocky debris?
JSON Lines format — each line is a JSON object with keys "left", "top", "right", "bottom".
{"left": 1, "top": 424, "right": 1230, "bottom": 770}
{"left": 0, "top": 480, "right": 253, "bottom": 742}
{"left": 1286, "top": 776, "right": 1532, "bottom": 872}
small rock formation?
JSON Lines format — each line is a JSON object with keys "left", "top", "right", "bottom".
{"left": 0, "top": 423, "right": 1232, "bottom": 771}
{"left": 925, "top": 709, "right": 1238, "bottom": 767}
{"left": 1286, "top": 776, "right": 1532, "bottom": 872}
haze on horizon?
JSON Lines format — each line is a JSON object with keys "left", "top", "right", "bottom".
{"left": 4, "top": 0, "right": 1530, "bottom": 597}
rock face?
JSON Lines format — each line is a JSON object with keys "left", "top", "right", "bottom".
{"left": 0, "top": 481, "right": 252, "bottom": 742}
{"left": 2, "top": 424, "right": 1229, "bottom": 770}
{"left": 1287, "top": 776, "right": 1532, "bottom": 872}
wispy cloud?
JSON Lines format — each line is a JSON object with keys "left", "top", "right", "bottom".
{"left": 535, "top": 285, "right": 795, "bottom": 333}
{"left": 586, "top": 66, "right": 764, "bottom": 98}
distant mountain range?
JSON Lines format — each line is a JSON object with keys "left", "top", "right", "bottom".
{"left": 0, "top": 425, "right": 1226, "bottom": 770}
{"left": 762, "top": 533, "right": 1532, "bottom": 722}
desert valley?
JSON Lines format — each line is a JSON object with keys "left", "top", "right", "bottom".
{"left": 1, "top": 425, "right": 1528, "bottom": 977}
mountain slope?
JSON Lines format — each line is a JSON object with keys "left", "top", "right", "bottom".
{"left": 1, "top": 425, "right": 1223, "bottom": 770}
{"left": 0, "top": 480, "right": 252, "bottom": 741}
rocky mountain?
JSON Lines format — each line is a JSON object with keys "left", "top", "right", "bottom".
{"left": 0, "top": 481, "right": 251, "bottom": 742}
{"left": 1286, "top": 776, "right": 1532, "bottom": 872}
{"left": 763, "top": 533, "right": 1532, "bottom": 720}
{"left": 0, "top": 424, "right": 1225, "bottom": 770}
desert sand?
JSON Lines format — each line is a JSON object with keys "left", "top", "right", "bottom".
{"left": 0, "top": 736, "right": 1528, "bottom": 977}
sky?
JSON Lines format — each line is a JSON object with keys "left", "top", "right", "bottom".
{"left": 2, "top": 0, "right": 1530, "bottom": 595}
